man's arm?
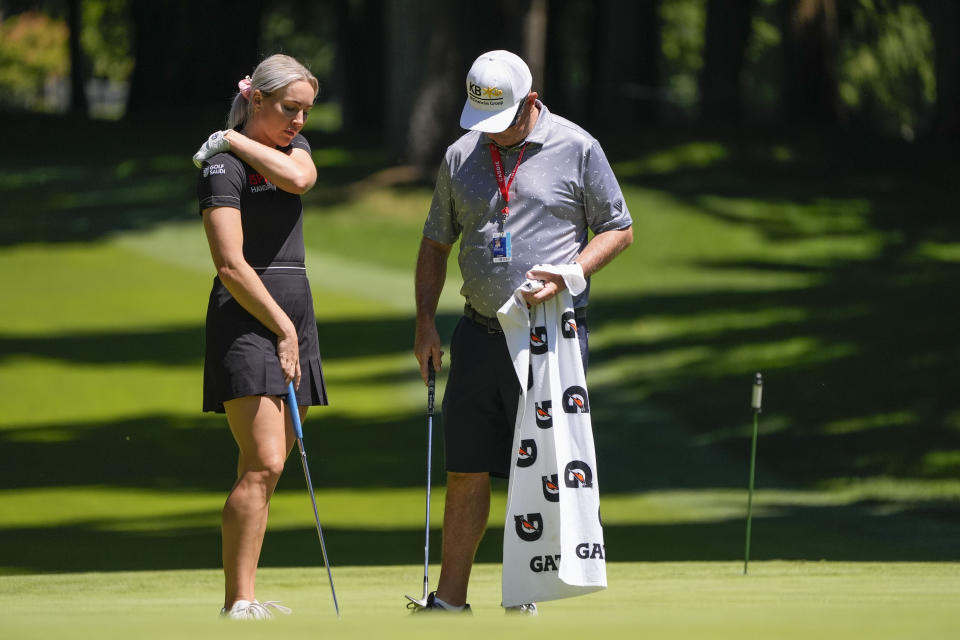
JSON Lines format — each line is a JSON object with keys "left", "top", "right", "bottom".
{"left": 575, "top": 226, "right": 634, "bottom": 276}
{"left": 523, "top": 226, "right": 633, "bottom": 305}
{"left": 414, "top": 236, "right": 453, "bottom": 383}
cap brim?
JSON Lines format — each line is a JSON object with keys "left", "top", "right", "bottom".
{"left": 460, "top": 99, "right": 521, "bottom": 133}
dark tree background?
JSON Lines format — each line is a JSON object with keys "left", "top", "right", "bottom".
{"left": 125, "top": 0, "right": 263, "bottom": 119}
{"left": 587, "top": 0, "right": 662, "bottom": 127}
{"left": 1, "top": 0, "right": 955, "bottom": 157}
{"left": 699, "top": 0, "right": 755, "bottom": 124}
{"left": 779, "top": 0, "right": 840, "bottom": 124}
{"left": 920, "top": 0, "right": 960, "bottom": 134}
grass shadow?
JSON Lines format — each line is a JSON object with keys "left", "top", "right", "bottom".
{"left": 3, "top": 496, "right": 957, "bottom": 575}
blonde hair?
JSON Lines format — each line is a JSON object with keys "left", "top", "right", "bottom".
{"left": 227, "top": 54, "right": 319, "bottom": 129}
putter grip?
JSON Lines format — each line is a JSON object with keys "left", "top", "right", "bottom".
{"left": 427, "top": 358, "right": 435, "bottom": 414}
{"left": 286, "top": 382, "right": 305, "bottom": 439}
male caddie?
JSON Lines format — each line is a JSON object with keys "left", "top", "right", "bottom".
{"left": 413, "top": 50, "right": 633, "bottom": 614}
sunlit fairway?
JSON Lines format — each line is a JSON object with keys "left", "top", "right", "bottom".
{"left": 1, "top": 116, "right": 958, "bottom": 638}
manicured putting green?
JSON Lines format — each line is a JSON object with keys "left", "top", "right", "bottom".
{"left": 2, "top": 562, "right": 957, "bottom": 640}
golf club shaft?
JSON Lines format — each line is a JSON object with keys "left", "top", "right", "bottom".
{"left": 286, "top": 383, "right": 341, "bottom": 618}
{"left": 421, "top": 359, "right": 435, "bottom": 600}
{"left": 297, "top": 439, "right": 340, "bottom": 617}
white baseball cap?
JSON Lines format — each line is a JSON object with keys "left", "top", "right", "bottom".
{"left": 459, "top": 50, "right": 532, "bottom": 133}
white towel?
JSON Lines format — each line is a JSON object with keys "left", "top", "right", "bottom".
{"left": 497, "top": 263, "right": 607, "bottom": 607}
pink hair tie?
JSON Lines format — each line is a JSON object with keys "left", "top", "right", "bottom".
{"left": 238, "top": 76, "right": 252, "bottom": 99}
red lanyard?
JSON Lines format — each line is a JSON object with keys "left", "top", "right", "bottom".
{"left": 489, "top": 142, "right": 528, "bottom": 217}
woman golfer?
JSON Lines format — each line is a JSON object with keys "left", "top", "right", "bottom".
{"left": 194, "top": 54, "right": 327, "bottom": 620}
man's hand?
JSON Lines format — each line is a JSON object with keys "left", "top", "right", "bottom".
{"left": 193, "top": 130, "right": 232, "bottom": 168}
{"left": 520, "top": 270, "right": 567, "bottom": 306}
{"left": 414, "top": 321, "right": 444, "bottom": 385}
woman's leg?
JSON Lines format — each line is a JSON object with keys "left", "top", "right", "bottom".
{"left": 221, "top": 395, "right": 305, "bottom": 609}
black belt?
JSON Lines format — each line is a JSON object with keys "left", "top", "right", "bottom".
{"left": 464, "top": 304, "right": 504, "bottom": 333}
{"left": 464, "top": 304, "right": 587, "bottom": 334}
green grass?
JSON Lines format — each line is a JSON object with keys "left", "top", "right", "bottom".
{"left": 2, "top": 562, "right": 959, "bottom": 639}
{"left": 0, "top": 113, "right": 958, "bottom": 635}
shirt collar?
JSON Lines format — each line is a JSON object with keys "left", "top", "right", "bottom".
{"left": 524, "top": 100, "right": 550, "bottom": 146}
{"left": 486, "top": 100, "right": 550, "bottom": 151}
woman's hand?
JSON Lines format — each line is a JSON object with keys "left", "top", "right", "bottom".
{"left": 277, "top": 329, "right": 301, "bottom": 390}
{"left": 192, "top": 130, "right": 232, "bottom": 168}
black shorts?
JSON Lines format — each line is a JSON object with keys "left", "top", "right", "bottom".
{"left": 442, "top": 308, "right": 588, "bottom": 478}
{"left": 202, "top": 264, "right": 328, "bottom": 413}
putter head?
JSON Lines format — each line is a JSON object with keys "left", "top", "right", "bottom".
{"left": 405, "top": 594, "right": 428, "bottom": 608}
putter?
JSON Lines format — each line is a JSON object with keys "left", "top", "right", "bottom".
{"left": 743, "top": 372, "right": 763, "bottom": 575}
{"left": 405, "top": 358, "right": 436, "bottom": 608}
{"left": 285, "top": 382, "right": 341, "bottom": 618}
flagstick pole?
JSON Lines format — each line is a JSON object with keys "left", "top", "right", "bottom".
{"left": 744, "top": 372, "right": 762, "bottom": 575}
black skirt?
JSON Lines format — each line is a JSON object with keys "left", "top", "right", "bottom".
{"left": 202, "top": 263, "right": 328, "bottom": 413}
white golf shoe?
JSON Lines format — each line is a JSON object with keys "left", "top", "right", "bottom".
{"left": 504, "top": 602, "right": 538, "bottom": 616}
{"left": 220, "top": 599, "right": 292, "bottom": 620}
{"left": 408, "top": 591, "right": 472, "bottom": 614}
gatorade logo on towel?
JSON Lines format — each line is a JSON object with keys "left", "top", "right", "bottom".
{"left": 541, "top": 474, "right": 560, "bottom": 502}
{"left": 514, "top": 513, "right": 544, "bottom": 541}
{"left": 530, "top": 326, "right": 548, "bottom": 354}
{"left": 562, "top": 386, "right": 590, "bottom": 413}
{"left": 530, "top": 554, "right": 561, "bottom": 573}
{"left": 564, "top": 461, "right": 594, "bottom": 488}
{"left": 561, "top": 311, "right": 578, "bottom": 338}
{"left": 535, "top": 401, "right": 553, "bottom": 429}
{"left": 517, "top": 439, "right": 538, "bottom": 467}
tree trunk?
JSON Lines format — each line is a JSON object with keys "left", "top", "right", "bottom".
{"left": 588, "top": 0, "right": 661, "bottom": 129}
{"left": 400, "top": 0, "right": 466, "bottom": 170}
{"left": 384, "top": 0, "right": 427, "bottom": 159}
{"left": 921, "top": 0, "right": 960, "bottom": 135}
{"left": 67, "top": 0, "right": 88, "bottom": 117}
{"left": 699, "top": 0, "right": 755, "bottom": 124}
{"left": 395, "top": 0, "right": 529, "bottom": 170}
{"left": 334, "top": 0, "right": 384, "bottom": 134}
{"left": 524, "top": 0, "right": 549, "bottom": 94}
{"left": 779, "top": 0, "right": 840, "bottom": 124}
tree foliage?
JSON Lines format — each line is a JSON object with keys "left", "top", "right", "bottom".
{"left": 0, "top": 11, "right": 68, "bottom": 110}
{"left": 80, "top": 0, "right": 132, "bottom": 82}
{"left": 0, "top": 0, "right": 950, "bottom": 139}
{"left": 660, "top": 0, "right": 706, "bottom": 118}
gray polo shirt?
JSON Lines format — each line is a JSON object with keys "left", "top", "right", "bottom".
{"left": 423, "top": 103, "right": 633, "bottom": 318}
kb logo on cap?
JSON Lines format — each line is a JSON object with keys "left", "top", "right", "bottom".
{"left": 468, "top": 82, "right": 504, "bottom": 104}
